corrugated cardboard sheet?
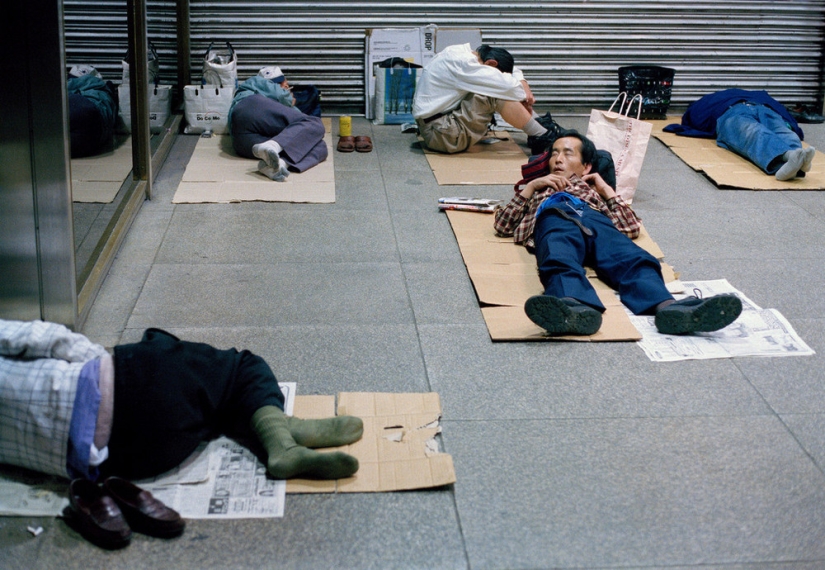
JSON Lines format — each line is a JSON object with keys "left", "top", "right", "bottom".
{"left": 286, "top": 392, "right": 456, "bottom": 494}
{"left": 172, "top": 118, "right": 335, "bottom": 204}
{"left": 421, "top": 131, "right": 528, "bottom": 185}
{"left": 445, "top": 209, "right": 679, "bottom": 342}
{"left": 650, "top": 119, "right": 825, "bottom": 190}
{"left": 71, "top": 135, "right": 133, "bottom": 203}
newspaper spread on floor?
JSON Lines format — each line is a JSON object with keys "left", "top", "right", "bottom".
{"left": 0, "top": 382, "right": 296, "bottom": 519}
{"left": 630, "top": 279, "right": 815, "bottom": 362}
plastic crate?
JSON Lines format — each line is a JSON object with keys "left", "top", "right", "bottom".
{"left": 618, "top": 65, "right": 675, "bottom": 119}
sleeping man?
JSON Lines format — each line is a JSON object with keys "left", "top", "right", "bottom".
{"left": 493, "top": 129, "right": 743, "bottom": 336}
{"left": 0, "top": 318, "right": 362, "bottom": 483}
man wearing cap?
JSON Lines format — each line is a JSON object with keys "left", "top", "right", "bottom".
{"left": 229, "top": 66, "right": 328, "bottom": 182}
{"left": 412, "top": 43, "right": 560, "bottom": 155}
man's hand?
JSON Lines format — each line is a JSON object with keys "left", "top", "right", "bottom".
{"left": 521, "top": 81, "right": 535, "bottom": 113}
{"left": 582, "top": 172, "right": 617, "bottom": 200}
{"left": 521, "top": 174, "right": 571, "bottom": 199}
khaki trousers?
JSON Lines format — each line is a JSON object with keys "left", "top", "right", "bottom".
{"left": 417, "top": 93, "right": 507, "bottom": 154}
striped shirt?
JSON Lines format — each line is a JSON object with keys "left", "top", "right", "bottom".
{"left": 0, "top": 319, "right": 108, "bottom": 477}
{"left": 493, "top": 175, "right": 641, "bottom": 249}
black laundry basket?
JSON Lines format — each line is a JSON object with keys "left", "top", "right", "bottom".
{"left": 618, "top": 65, "right": 675, "bottom": 119}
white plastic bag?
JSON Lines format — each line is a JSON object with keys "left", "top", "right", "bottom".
{"left": 117, "top": 84, "right": 172, "bottom": 134}
{"left": 183, "top": 85, "right": 235, "bottom": 135}
{"left": 202, "top": 42, "right": 237, "bottom": 88}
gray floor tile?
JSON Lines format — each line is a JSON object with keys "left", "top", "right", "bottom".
{"left": 781, "top": 413, "right": 825, "bottom": 474}
{"left": 403, "top": 263, "right": 487, "bottom": 325}
{"left": 156, "top": 209, "right": 399, "bottom": 263}
{"left": 738, "top": 320, "right": 825, "bottom": 414}
{"left": 126, "top": 262, "right": 414, "bottom": 329}
{"left": 445, "top": 416, "right": 825, "bottom": 569}
{"left": 420, "top": 324, "right": 772, "bottom": 421}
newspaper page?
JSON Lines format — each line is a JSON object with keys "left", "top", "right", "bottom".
{"left": 138, "top": 382, "right": 296, "bottom": 519}
{"left": 0, "top": 382, "right": 296, "bottom": 519}
{"left": 631, "top": 279, "right": 815, "bottom": 362}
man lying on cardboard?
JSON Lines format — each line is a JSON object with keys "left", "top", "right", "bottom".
{"left": 493, "top": 129, "right": 743, "bottom": 337}
{"left": 0, "top": 318, "right": 363, "bottom": 484}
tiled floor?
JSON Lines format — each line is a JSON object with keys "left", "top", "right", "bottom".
{"left": 3, "top": 116, "right": 825, "bottom": 569}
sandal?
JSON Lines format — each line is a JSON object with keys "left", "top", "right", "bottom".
{"left": 337, "top": 136, "right": 355, "bottom": 152}
{"left": 355, "top": 135, "right": 373, "bottom": 153}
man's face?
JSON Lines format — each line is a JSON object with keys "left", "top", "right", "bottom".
{"left": 549, "top": 136, "right": 592, "bottom": 179}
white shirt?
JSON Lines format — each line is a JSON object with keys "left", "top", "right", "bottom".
{"left": 412, "top": 43, "right": 527, "bottom": 119}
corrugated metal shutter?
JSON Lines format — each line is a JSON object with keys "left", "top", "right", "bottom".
{"left": 65, "top": 1, "right": 825, "bottom": 114}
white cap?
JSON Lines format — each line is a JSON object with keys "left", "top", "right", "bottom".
{"left": 69, "top": 64, "right": 102, "bottom": 79}
{"left": 258, "top": 66, "right": 285, "bottom": 83}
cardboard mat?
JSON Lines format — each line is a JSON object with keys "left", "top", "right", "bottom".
{"left": 173, "top": 117, "right": 335, "bottom": 204}
{"left": 71, "top": 135, "right": 133, "bottom": 203}
{"left": 445, "top": 209, "right": 679, "bottom": 342}
{"left": 421, "top": 131, "right": 528, "bottom": 185}
{"left": 287, "top": 392, "right": 456, "bottom": 494}
{"left": 650, "top": 119, "right": 825, "bottom": 190}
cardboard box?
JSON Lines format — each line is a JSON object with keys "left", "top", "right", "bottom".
{"left": 364, "top": 25, "right": 481, "bottom": 119}
{"left": 286, "top": 392, "right": 456, "bottom": 493}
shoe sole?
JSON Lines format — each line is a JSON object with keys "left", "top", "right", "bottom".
{"left": 655, "top": 296, "right": 743, "bottom": 335}
{"left": 524, "top": 296, "right": 602, "bottom": 336}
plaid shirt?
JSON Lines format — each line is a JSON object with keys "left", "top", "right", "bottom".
{"left": 493, "top": 175, "right": 641, "bottom": 249}
{"left": 0, "top": 319, "right": 108, "bottom": 477}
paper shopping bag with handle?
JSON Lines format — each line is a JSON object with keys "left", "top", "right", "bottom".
{"left": 586, "top": 93, "right": 652, "bottom": 203}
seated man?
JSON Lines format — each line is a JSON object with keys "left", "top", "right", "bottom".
{"left": 412, "top": 43, "right": 561, "bottom": 155}
{"left": 494, "top": 130, "right": 743, "bottom": 336}
{"left": 664, "top": 88, "right": 815, "bottom": 181}
{"left": 229, "top": 66, "right": 328, "bottom": 182}
{"left": 67, "top": 65, "right": 118, "bottom": 158}
{"left": 0, "top": 319, "right": 362, "bottom": 482}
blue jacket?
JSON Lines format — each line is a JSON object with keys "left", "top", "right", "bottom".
{"left": 228, "top": 76, "right": 294, "bottom": 129}
{"left": 663, "top": 89, "right": 803, "bottom": 140}
{"left": 67, "top": 74, "right": 118, "bottom": 129}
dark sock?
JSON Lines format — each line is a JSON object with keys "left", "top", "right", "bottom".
{"left": 251, "top": 406, "right": 359, "bottom": 480}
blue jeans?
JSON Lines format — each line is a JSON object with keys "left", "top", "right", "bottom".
{"left": 716, "top": 103, "right": 802, "bottom": 174}
{"left": 534, "top": 206, "right": 673, "bottom": 315}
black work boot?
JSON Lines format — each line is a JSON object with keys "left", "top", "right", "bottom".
{"left": 524, "top": 295, "right": 603, "bottom": 336}
{"left": 654, "top": 294, "right": 743, "bottom": 335}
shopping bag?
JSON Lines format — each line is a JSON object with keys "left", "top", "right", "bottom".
{"left": 373, "top": 58, "right": 422, "bottom": 125}
{"left": 586, "top": 93, "right": 652, "bottom": 203}
{"left": 202, "top": 41, "right": 237, "bottom": 88}
{"left": 117, "top": 84, "right": 172, "bottom": 134}
{"left": 183, "top": 84, "right": 235, "bottom": 134}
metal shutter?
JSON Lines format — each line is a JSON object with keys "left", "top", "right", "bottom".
{"left": 64, "top": 1, "right": 825, "bottom": 114}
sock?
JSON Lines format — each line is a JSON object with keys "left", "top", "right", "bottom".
{"left": 250, "top": 406, "right": 359, "bottom": 480}
{"left": 258, "top": 160, "right": 290, "bottom": 182}
{"left": 252, "top": 140, "right": 283, "bottom": 167}
{"left": 523, "top": 118, "right": 547, "bottom": 137}
{"left": 287, "top": 416, "right": 364, "bottom": 448}
{"left": 802, "top": 146, "right": 816, "bottom": 172}
{"left": 776, "top": 148, "right": 805, "bottom": 180}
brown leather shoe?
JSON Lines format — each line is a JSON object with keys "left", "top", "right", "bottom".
{"left": 67, "top": 478, "right": 132, "bottom": 549}
{"left": 104, "top": 477, "right": 185, "bottom": 538}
